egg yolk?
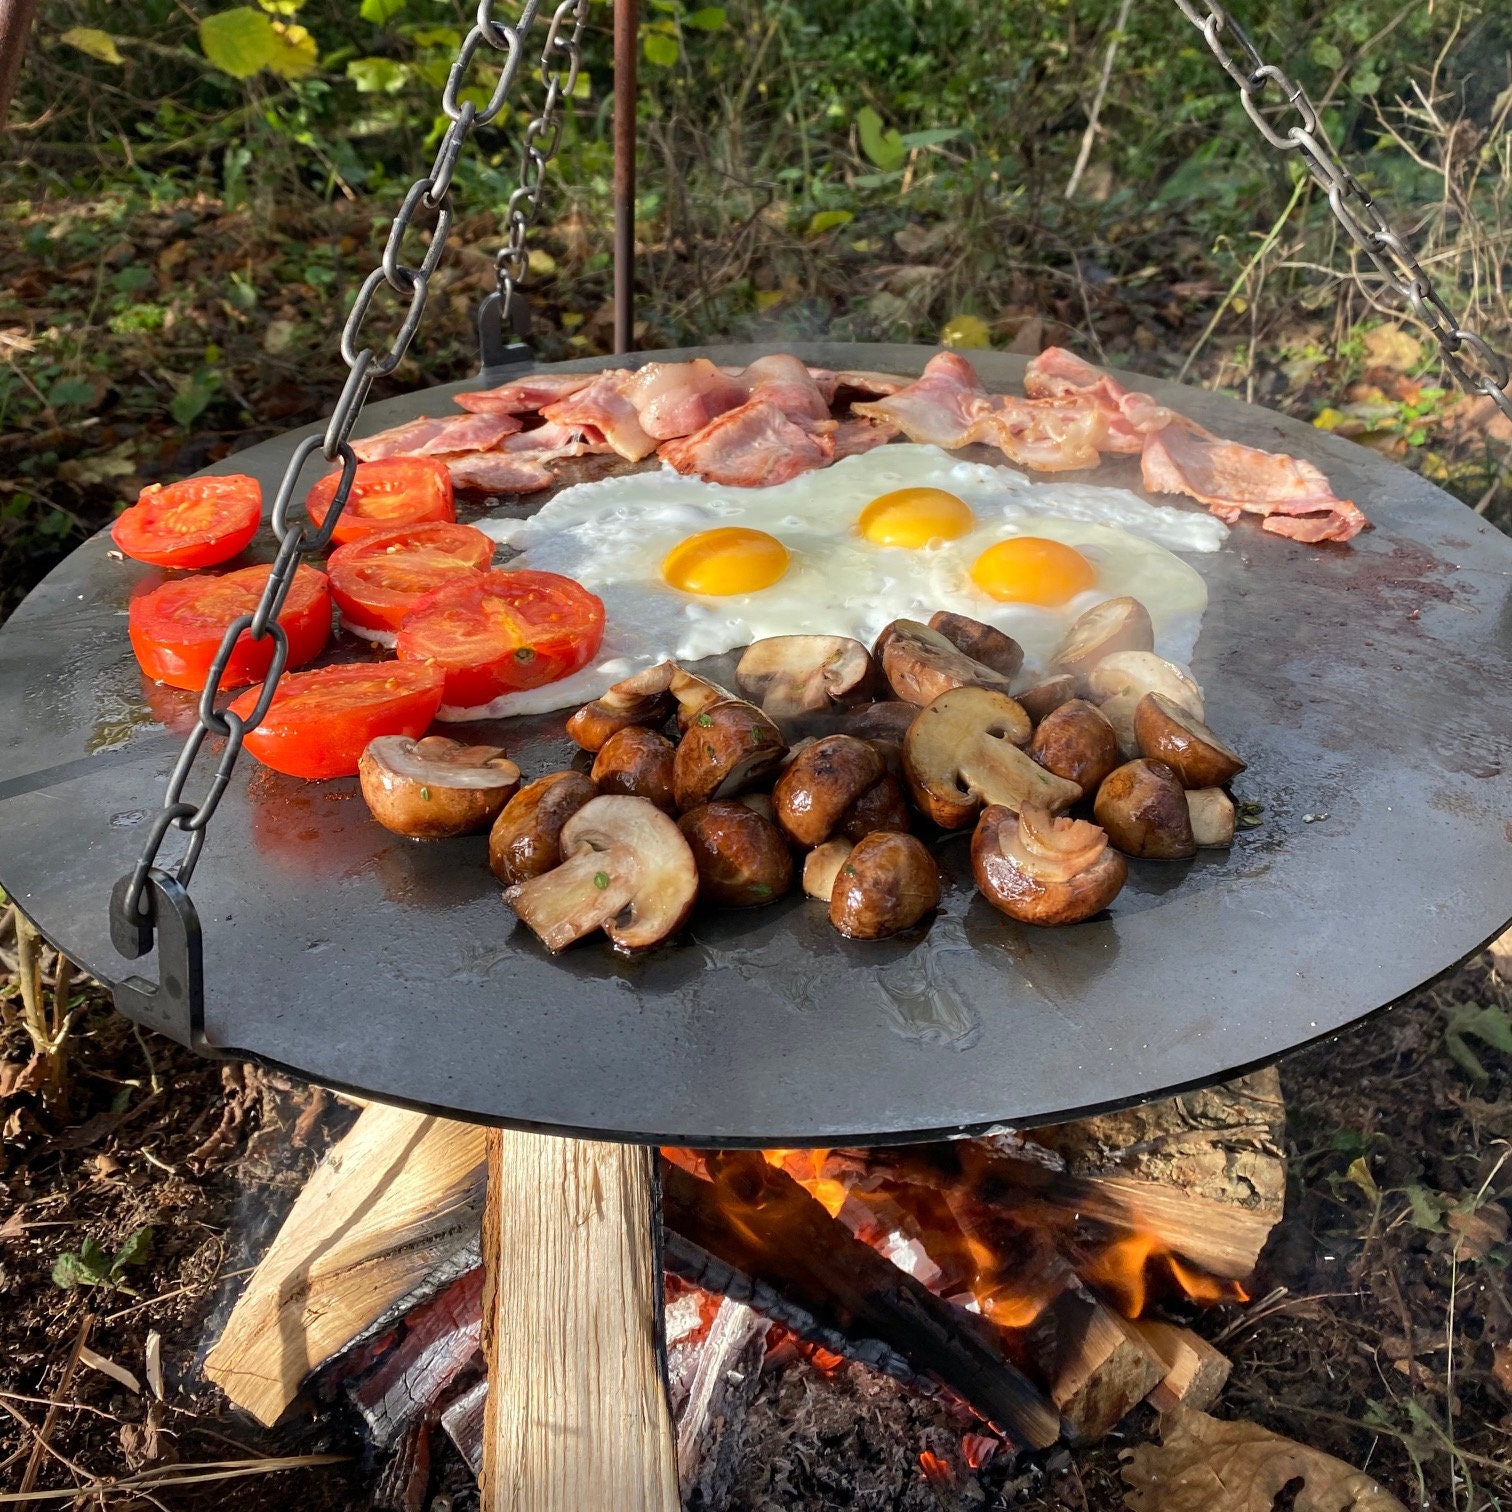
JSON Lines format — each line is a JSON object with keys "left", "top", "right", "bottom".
{"left": 857, "top": 488, "right": 975, "bottom": 548}
{"left": 970, "top": 537, "right": 1097, "bottom": 606}
{"left": 662, "top": 527, "right": 790, "bottom": 596}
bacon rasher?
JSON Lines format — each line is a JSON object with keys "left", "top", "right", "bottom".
{"left": 352, "top": 412, "right": 522, "bottom": 462}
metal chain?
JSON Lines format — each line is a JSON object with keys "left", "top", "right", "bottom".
{"left": 495, "top": 0, "right": 592, "bottom": 323}
{"left": 113, "top": 0, "right": 546, "bottom": 946}
{"left": 1172, "top": 0, "right": 1512, "bottom": 424}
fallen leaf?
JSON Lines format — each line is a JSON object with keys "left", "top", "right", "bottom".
{"left": 1363, "top": 324, "right": 1424, "bottom": 372}
{"left": 0, "top": 1057, "right": 46, "bottom": 1099}
{"left": 1447, "top": 1199, "right": 1509, "bottom": 1261}
{"left": 1122, "top": 1406, "right": 1408, "bottom": 1512}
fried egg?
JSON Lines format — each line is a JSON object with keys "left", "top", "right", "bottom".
{"left": 468, "top": 444, "right": 1226, "bottom": 718}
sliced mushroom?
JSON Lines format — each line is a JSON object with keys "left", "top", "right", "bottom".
{"left": 735, "top": 635, "right": 875, "bottom": 718}
{"left": 358, "top": 736, "right": 521, "bottom": 840}
{"left": 1087, "top": 651, "right": 1204, "bottom": 720}
{"left": 902, "top": 686, "right": 1072, "bottom": 829}
{"left": 829, "top": 832, "right": 942, "bottom": 940}
{"left": 1133, "top": 693, "right": 1246, "bottom": 788}
{"left": 503, "top": 795, "right": 697, "bottom": 953}
{"left": 678, "top": 801, "right": 794, "bottom": 907}
{"left": 590, "top": 726, "right": 677, "bottom": 813}
{"left": 488, "top": 771, "right": 598, "bottom": 886}
{"left": 1025, "top": 699, "right": 1120, "bottom": 799}
{"left": 772, "top": 734, "right": 885, "bottom": 847}
{"left": 672, "top": 699, "right": 787, "bottom": 811}
{"left": 927, "top": 611, "right": 1024, "bottom": 679}
{"left": 803, "top": 838, "right": 854, "bottom": 902}
{"left": 669, "top": 667, "right": 739, "bottom": 732}
{"left": 1093, "top": 760, "right": 1196, "bottom": 859}
{"left": 1050, "top": 597, "right": 1155, "bottom": 677}
{"left": 841, "top": 700, "right": 921, "bottom": 745}
{"left": 878, "top": 619, "right": 1015, "bottom": 706}
{"left": 840, "top": 774, "right": 912, "bottom": 841}
{"left": 565, "top": 661, "right": 676, "bottom": 752}
{"left": 1187, "top": 787, "right": 1236, "bottom": 847}
{"left": 1014, "top": 674, "right": 1078, "bottom": 725}
{"left": 972, "top": 804, "right": 1128, "bottom": 926}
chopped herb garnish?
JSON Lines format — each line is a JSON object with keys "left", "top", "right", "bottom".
{"left": 1237, "top": 800, "right": 1265, "bottom": 829}
{"left": 419, "top": 786, "right": 431, "bottom": 802}
{"left": 696, "top": 712, "right": 713, "bottom": 728}
{"left": 593, "top": 870, "right": 610, "bottom": 890}
{"left": 750, "top": 883, "right": 771, "bottom": 898}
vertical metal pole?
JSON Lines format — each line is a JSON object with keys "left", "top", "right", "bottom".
{"left": 613, "top": 0, "right": 637, "bottom": 355}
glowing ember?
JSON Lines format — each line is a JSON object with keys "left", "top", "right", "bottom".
{"left": 961, "top": 1432, "right": 1000, "bottom": 1470}
{"left": 761, "top": 1148, "right": 850, "bottom": 1218}
{"left": 918, "top": 1450, "right": 954, "bottom": 1486}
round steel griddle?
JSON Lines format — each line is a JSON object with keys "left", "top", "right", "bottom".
{"left": 1, "top": 343, "right": 1510, "bottom": 1146}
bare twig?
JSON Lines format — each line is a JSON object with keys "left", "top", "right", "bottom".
{"left": 0, "top": 1453, "right": 350, "bottom": 1504}
{"left": 1065, "top": 0, "right": 1134, "bottom": 200}
{"left": 16, "top": 1313, "right": 93, "bottom": 1507}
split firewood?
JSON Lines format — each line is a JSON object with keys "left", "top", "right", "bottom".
{"left": 1128, "top": 1319, "right": 1232, "bottom": 1415}
{"left": 676, "top": 1295, "right": 767, "bottom": 1505}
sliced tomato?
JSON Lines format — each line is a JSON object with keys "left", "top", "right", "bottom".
{"left": 129, "top": 563, "right": 331, "bottom": 692}
{"left": 327, "top": 522, "right": 494, "bottom": 637}
{"left": 306, "top": 458, "right": 454, "bottom": 546}
{"left": 395, "top": 569, "right": 606, "bottom": 709}
{"left": 229, "top": 662, "right": 445, "bottom": 780}
{"left": 112, "top": 475, "right": 262, "bottom": 568}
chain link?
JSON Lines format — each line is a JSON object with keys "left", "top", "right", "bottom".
{"left": 1172, "top": 0, "right": 1512, "bottom": 422}
{"left": 114, "top": 0, "right": 548, "bottom": 940}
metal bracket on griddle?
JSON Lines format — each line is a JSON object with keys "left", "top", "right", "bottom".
{"left": 476, "top": 290, "right": 534, "bottom": 381}
{"left": 107, "top": 870, "right": 221, "bottom": 1058}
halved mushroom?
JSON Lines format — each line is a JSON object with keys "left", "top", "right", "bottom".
{"left": 972, "top": 804, "right": 1128, "bottom": 926}
{"left": 359, "top": 736, "right": 521, "bottom": 840}
{"left": 803, "top": 838, "right": 854, "bottom": 901}
{"left": 672, "top": 699, "right": 787, "bottom": 811}
{"left": 488, "top": 771, "right": 598, "bottom": 886}
{"left": 678, "top": 801, "right": 794, "bottom": 907}
{"left": 902, "top": 686, "right": 1073, "bottom": 829}
{"left": 841, "top": 700, "right": 921, "bottom": 745}
{"left": 1187, "top": 787, "right": 1236, "bottom": 847}
{"left": 829, "top": 832, "right": 942, "bottom": 940}
{"left": 1025, "top": 699, "right": 1120, "bottom": 799}
{"left": 840, "top": 774, "right": 912, "bottom": 841}
{"left": 1014, "top": 674, "right": 1078, "bottom": 725}
{"left": 590, "top": 726, "right": 677, "bottom": 813}
{"left": 1133, "top": 693, "right": 1246, "bottom": 788}
{"left": 772, "top": 734, "right": 885, "bottom": 847}
{"left": 565, "top": 661, "right": 676, "bottom": 752}
{"left": 927, "top": 612, "right": 1024, "bottom": 679}
{"left": 735, "top": 636, "right": 875, "bottom": 718}
{"left": 878, "top": 619, "right": 1015, "bottom": 706}
{"left": 503, "top": 795, "right": 697, "bottom": 953}
{"left": 1050, "top": 597, "right": 1155, "bottom": 678}
{"left": 669, "top": 667, "right": 739, "bottom": 732}
{"left": 1093, "top": 759, "right": 1196, "bottom": 859}
{"left": 1087, "top": 651, "right": 1204, "bottom": 720}
{"left": 1097, "top": 692, "right": 1143, "bottom": 760}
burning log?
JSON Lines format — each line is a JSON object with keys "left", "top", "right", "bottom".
{"left": 676, "top": 1296, "right": 767, "bottom": 1505}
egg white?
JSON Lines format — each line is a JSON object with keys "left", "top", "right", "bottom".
{"left": 460, "top": 444, "right": 1225, "bottom": 719}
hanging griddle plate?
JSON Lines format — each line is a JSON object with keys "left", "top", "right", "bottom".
{"left": 1, "top": 344, "right": 1509, "bottom": 1145}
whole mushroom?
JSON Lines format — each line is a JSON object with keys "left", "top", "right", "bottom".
{"left": 678, "top": 801, "right": 794, "bottom": 907}
{"left": 1026, "top": 699, "right": 1120, "bottom": 799}
{"left": 735, "top": 635, "right": 875, "bottom": 718}
{"left": 877, "top": 619, "right": 1015, "bottom": 706}
{"left": 591, "top": 725, "right": 677, "bottom": 813}
{"left": 488, "top": 770, "right": 598, "bottom": 886}
{"left": 672, "top": 699, "right": 787, "bottom": 811}
{"left": 1093, "top": 759, "right": 1196, "bottom": 859}
{"left": 829, "top": 832, "right": 942, "bottom": 940}
{"left": 772, "top": 734, "right": 885, "bottom": 847}
{"left": 972, "top": 804, "right": 1127, "bottom": 926}
{"left": 359, "top": 736, "right": 522, "bottom": 839}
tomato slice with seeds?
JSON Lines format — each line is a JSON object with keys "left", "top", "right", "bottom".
{"left": 112, "top": 475, "right": 262, "bottom": 568}
{"left": 305, "top": 458, "right": 454, "bottom": 546}
{"left": 229, "top": 662, "right": 445, "bottom": 780}
{"left": 129, "top": 563, "right": 331, "bottom": 692}
{"left": 327, "top": 522, "right": 494, "bottom": 638}
{"left": 395, "top": 569, "right": 605, "bottom": 710}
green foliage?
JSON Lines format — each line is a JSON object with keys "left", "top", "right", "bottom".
{"left": 1442, "top": 1001, "right": 1512, "bottom": 1083}
{"left": 200, "top": 7, "right": 317, "bottom": 80}
{"left": 60, "top": 27, "right": 124, "bottom": 65}
{"left": 857, "top": 106, "right": 905, "bottom": 172}
{"left": 52, "top": 1226, "right": 153, "bottom": 1295}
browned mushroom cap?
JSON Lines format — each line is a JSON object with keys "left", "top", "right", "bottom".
{"left": 927, "top": 611, "right": 1024, "bottom": 679}
{"left": 590, "top": 725, "right": 677, "bottom": 813}
{"left": 772, "top": 734, "right": 885, "bottom": 847}
{"left": 564, "top": 661, "right": 676, "bottom": 752}
{"left": 839, "top": 774, "right": 912, "bottom": 842}
{"left": 878, "top": 619, "right": 1015, "bottom": 706}
{"left": 1133, "top": 693, "right": 1246, "bottom": 788}
{"left": 902, "top": 686, "right": 1073, "bottom": 829}
{"left": 503, "top": 795, "right": 697, "bottom": 953}
{"left": 678, "top": 801, "right": 794, "bottom": 907}
{"left": 672, "top": 699, "right": 787, "bottom": 811}
{"left": 1049, "top": 597, "right": 1155, "bottom": 677}
{"left": 669, "top": 667, "right": 739, "bottom": 732}
{"left": 972, "top": 804, "right": 1128, "bottom": 926}
{"left": 803, "top": 838, "right": 853, "bottom": 901}
{"left": 829, "top": 832, "right": 942, "bottom": 940}
{"left": 840, "top": 700, "right": 920, "bottom": 745}
{"left": 735, "top": 635, "right": 876, "bottom": 718}
{"left": 1087, "top": 651, "right": 1203, "bottom": 720}
{"left": 1025, "top": 699, "right": 1120, "bottom": 799}
{"left": 1014, "top": 674, "right": 1078, "bottom": 725}
{"left": 1187, "top": 787, "right": 1236, "bottom": 847}
{"left": 488, "top": 770, "right": 598, "bottom": 886}
{"left": 359, "top": 736, "right": 521, "bottom": 840}
{"left": 1097, "top": 692, "right": 1142, "bottom": 760}
{"left": 1093, "top": 759, "right": 1196, "bottom": 859}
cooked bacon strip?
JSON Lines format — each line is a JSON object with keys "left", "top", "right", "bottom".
{"left": 352, "top": 412, "right": 522, "bottom": 462}
{"left": 454, "top": 372, "right": 594, "bottom": 415}
{"left": 738, "top": 353, "right": 831, "bottom": 424}
{"left": 832, "top": 369, "right": 911, "bottom": 400}
{"left": 659, "top": 400, "right": 828, "bottom": 487}
{"left": 1142, "top": 418, "right": 1368, "bottom": 542}
{"left": 985, "top": 395, "right": 1107, "bottom": 472}
{"left": 852, "top": 351, "right": 1002, "bottom": 448}
{"left": 1023, "top": 346, "right": 1170, "bottom": 453}
{"left": 440, "top": 453, "right": 555, "bottom": 494}
{"left": 620, "top": 359, "right": 747, "bottom": 441}
{"left": 540, "top": 374, "right": 656, "bottom": 462}
{"left": 824, "top": 417, "right": 901, "bottom": 461}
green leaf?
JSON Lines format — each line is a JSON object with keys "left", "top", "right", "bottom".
{"left": 48, "top": 377, "right": 96, "bottom": 409}
{"left": 683, "top": 6, "right": 726, "bottom": 29}
{"left": 347, "top": 56, "right": 409, "bottom": 93}
{"left": 1444, "top": 1002, "right": 1512, "bottom": 1083}
{"left": 256, "top": 0, "right": 305, "bottom": 13}
{"left": 642, "top": 31, "right": 679, "bottom": 66}
{"left": 169, "top": 371, "right": 221, "bottom": 428}
{"left": 1345, "top": 1155, "right": 1379, "bottom": 1205}
{"left": 899, "top": 127, "right": 961, "bottom": 150}
{"left": 940, "top": 314, "right": 991, "bottom": 350}
{"left": 266, "top": 20, "right": 317, "bottom": 78}
{"left": 857, "top": 105, "right": 906, "bottom": 172}
{"left": 200, "top": 7, "right": 279, "bottom": 78}
{"left": 53, "top": 1251, "right": 107, "bottom": 1289}
{"left": 1402, "top": 1184, "right": 1446, "bottom": 1232}
{"left": 60, "top": 27, "right": 124, "bottom": 65}
{"left": 1309, "top": 38, "right": 1343, "bottom": 70}
{"left": 361, "top": 0, "right": 407, "bottom": 22}
{"left": 111, "top": 1226, "right": 153, "bottom": 1278}
{"left": 807, "top": 208, "right": 853, "bottom": 235}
